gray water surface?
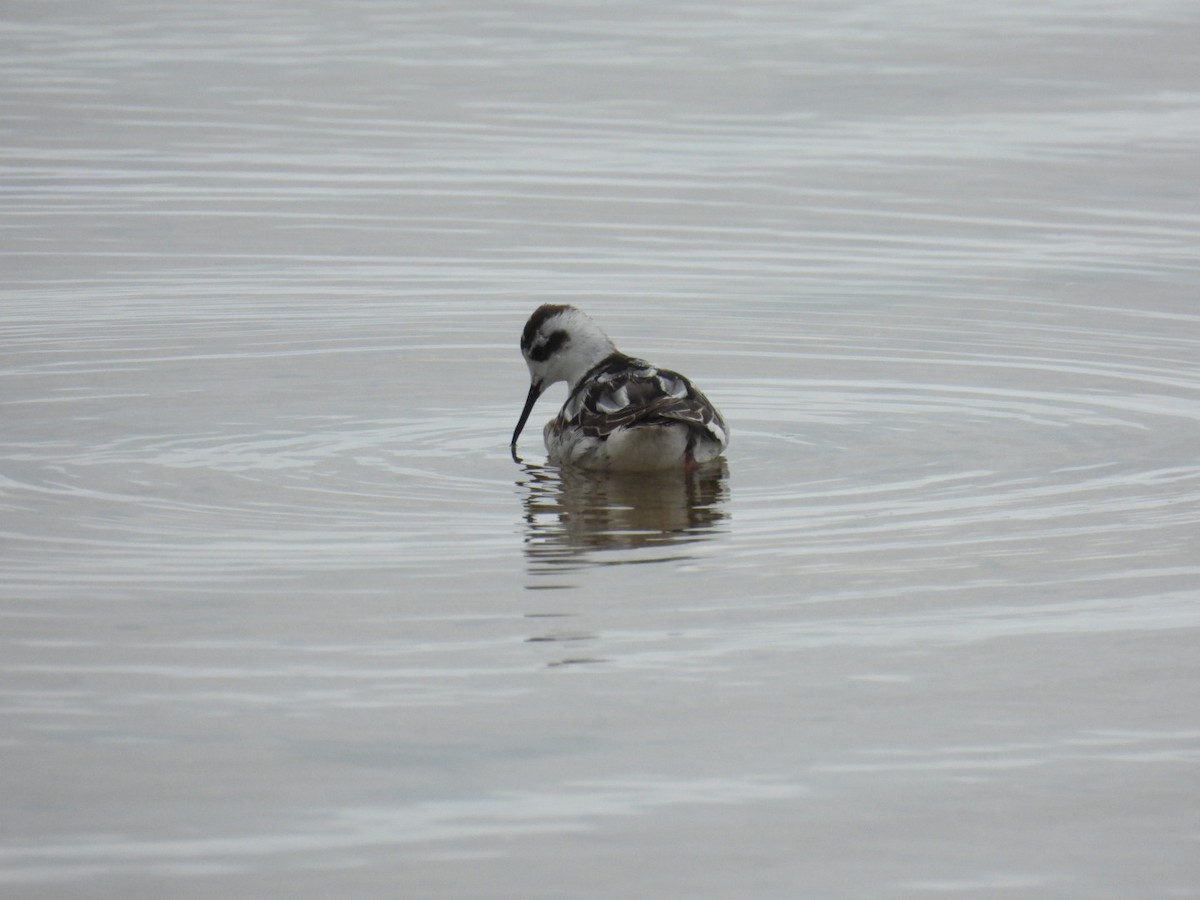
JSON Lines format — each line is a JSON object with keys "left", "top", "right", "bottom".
{"left": 3, "top": 1, "right": 1199, "bottom": 897}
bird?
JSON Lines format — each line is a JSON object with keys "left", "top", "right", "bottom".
{"left": 510, "top": 304, "right": 728, "bottom": 472}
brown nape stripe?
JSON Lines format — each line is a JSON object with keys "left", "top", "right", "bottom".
{"left": 521, "top": 304, "right": 572, "bottom": 350}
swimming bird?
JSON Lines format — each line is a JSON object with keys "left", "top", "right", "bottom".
{"left": 511, "top": 304, "right": 728, "bottom": 472}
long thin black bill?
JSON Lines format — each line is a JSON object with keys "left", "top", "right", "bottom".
{"left": 510, "top": 381, "right": 542, "bottom": 447}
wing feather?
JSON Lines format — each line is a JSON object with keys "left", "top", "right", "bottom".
{"left": 555, "top": 354, "right": 727, "bottom": 444}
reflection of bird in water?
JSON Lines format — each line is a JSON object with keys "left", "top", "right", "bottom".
{"left": 517, "top": 461, "right": 729, "bottom": 570}
{"left": 511, "top": 305, "right": 729, "bottom": 472}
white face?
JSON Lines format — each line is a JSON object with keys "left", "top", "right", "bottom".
{"left": 523, "top": 317, "right": 574, "bottom": 389}
{"left": 512, "top": 305, "right": 615, "bottom": 448}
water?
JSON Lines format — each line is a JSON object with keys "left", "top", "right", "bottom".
{"left": 3, "top": 1, "right": 1199, "bottom": 897}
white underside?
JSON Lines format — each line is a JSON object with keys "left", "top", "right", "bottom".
{"left": 545, "top": 422, "right": 723, "bottom": 472}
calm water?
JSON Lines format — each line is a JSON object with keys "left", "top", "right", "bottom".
{"left": 3, "top": 1, "right": 1199, "bottom": 897}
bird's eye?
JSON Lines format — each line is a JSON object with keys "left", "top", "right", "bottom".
{"left": 529, "top": 329, "right": 568, "bottom": 362}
